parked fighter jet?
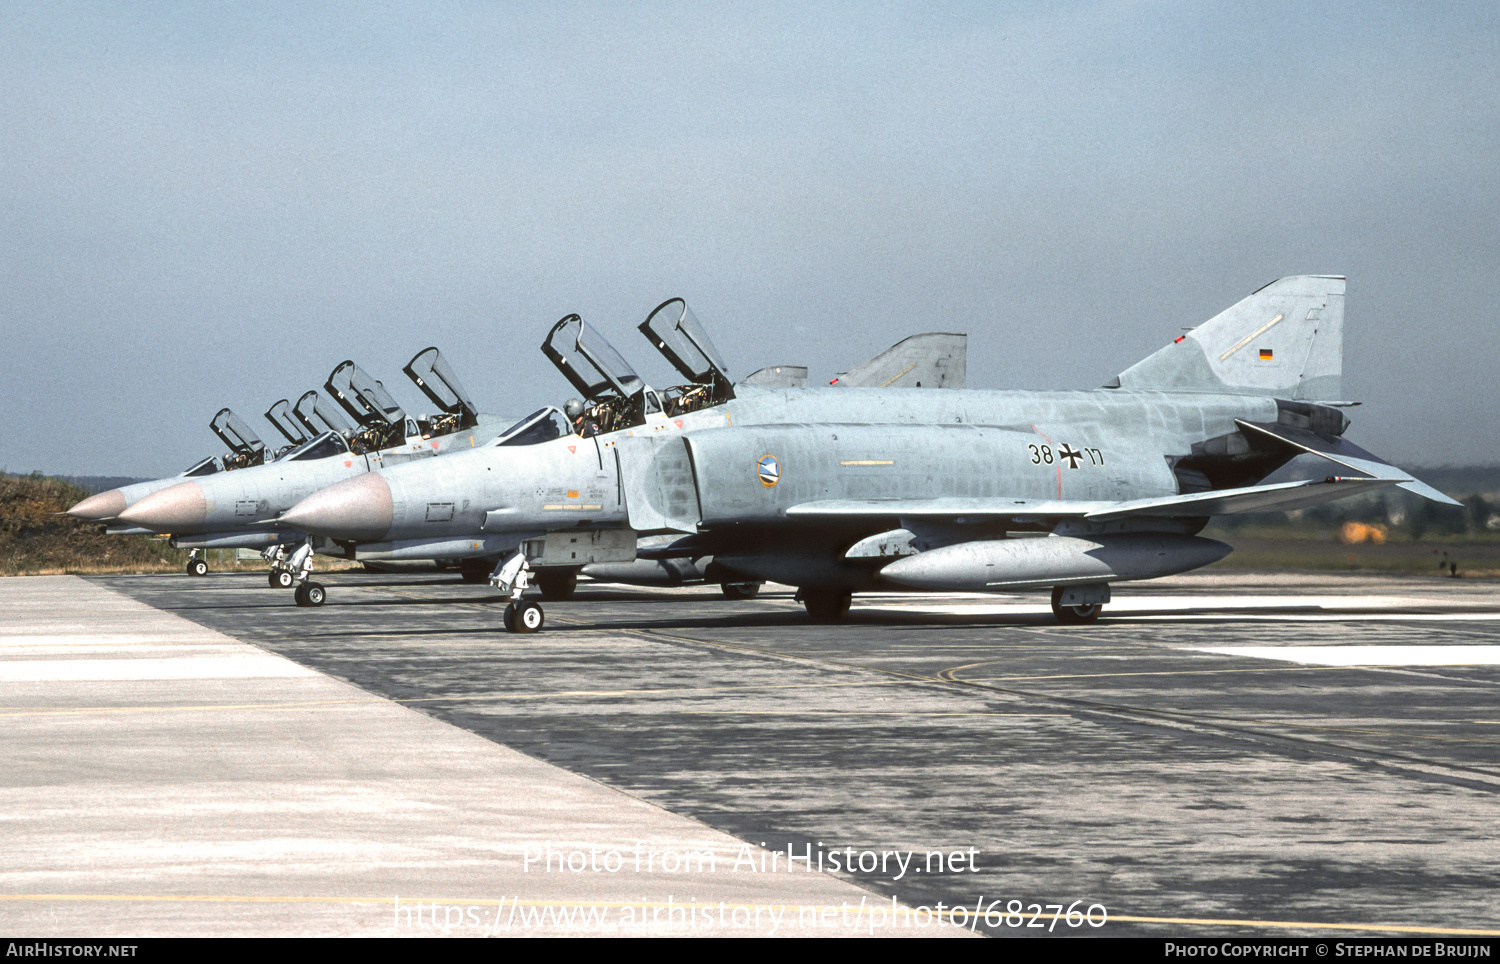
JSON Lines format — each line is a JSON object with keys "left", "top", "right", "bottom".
{"left": 111, "top": 348, "right": 514, "bottom": 593}
{"left": 66, "top": 406, "right": 277, "bottom": 558}
{"left": 279, "top": 277, "right": 1456, "bottom": 630}
{"left": 581, "top": 330, "right": 968, "bottom": 595}
{"left": 269, "top": 305, "right": 971, "bottom": 605}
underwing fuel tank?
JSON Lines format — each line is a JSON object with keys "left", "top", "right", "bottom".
{"left": 878, "top": 533, "right": 1231, "bottom": 592}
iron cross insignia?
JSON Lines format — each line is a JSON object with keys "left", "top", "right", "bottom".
{"left": 1059, "top": 444, "right": 1084, "bottom": 469}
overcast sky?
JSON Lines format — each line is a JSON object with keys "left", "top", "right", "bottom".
{"left": 2, "top": 2, "right": 1496, "bottom": 476}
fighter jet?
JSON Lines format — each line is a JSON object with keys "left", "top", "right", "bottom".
{"left": 264, "top": 305, "right": 971, "bottom": 604}
{"left": 112, "top": 348, "right": 515, "bottom": 595}
{"left": 66, "top": 406, "right": 278, "bottom": 567}
{"left": 278, "top": 277, "right": 1456, "bottom": 631}
{"left": 580, "top": 330, "right": 969, "bottom": 596}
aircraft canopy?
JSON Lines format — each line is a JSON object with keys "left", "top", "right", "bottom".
{"left": 542, "top": 315, "right": 644, "bottom": 401}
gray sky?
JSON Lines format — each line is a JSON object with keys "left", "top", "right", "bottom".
{"left": 2, "top": 1, "right": 1496, "bottom": 476}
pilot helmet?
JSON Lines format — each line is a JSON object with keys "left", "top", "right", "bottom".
{"left": 564, "top": 397, "right": 585, "bottom": 419}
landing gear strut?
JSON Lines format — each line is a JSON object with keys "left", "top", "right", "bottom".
{"left": 287, "top": 537, "right": 324, "bottom": 607}
{"left": 185, "top": 549, "right": 208, "bottom": 577}
{"left": 1050, "top": 585, "right": 1104, "bottom": 624}
{"left": 264, "top": 545, "right": 294, "bottom": 588}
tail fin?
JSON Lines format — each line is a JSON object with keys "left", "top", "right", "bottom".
{"left": 835, "top": 332, "right": 967, "bottom": 389}
{"left": 1107, "top": 275, "right": 1344, "bottom": 400}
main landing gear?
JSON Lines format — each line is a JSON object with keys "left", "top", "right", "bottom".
{"left": 800, "top": 587, "right": 852, "bottom": 622}
{"left": 185, "top": 550, "right": 208, "bottom": 577}
{"left": 1050, "top": 585, "right": 1105, "bottom": 624}
{"left": 720, "top": 581, "right": 762, "bottom": 600}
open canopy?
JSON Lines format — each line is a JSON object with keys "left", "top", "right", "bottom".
{"left": 264, "top": 399, "right": 309, "bottom": 446}
{"left": 638, "top": 298, "right": 734, "bottom": 401}
{"left": 403, "top": 347, "right": 478, "bottom": 427}
{"left": 209, "top": 408, "right": 265, "bottom": 457}
{"left": 325, "top": 360, "right": 406, "bottom": 428}
{"left": 541, "top": 315, "right": 645, "bottom": 401}
{"left": 294, "top": 391, "right": 355, "bottom": 438}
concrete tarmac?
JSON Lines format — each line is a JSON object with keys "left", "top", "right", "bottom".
{"left": 0, "top": 576, "right": 943, "bottom": 937}
{"left": 4, "top": 569, "right": 1499, "bottom": 938}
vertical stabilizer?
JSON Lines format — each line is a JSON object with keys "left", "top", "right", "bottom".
{"left": 1109, "top": 275, "right": 1344, "bottom": 400}
{"left": 835, "top": 333, "right": 967, "bottom": 389}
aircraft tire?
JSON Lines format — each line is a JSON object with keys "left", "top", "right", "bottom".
{"left": 536, "top": 572, "right": 577, "bottom": 601}
{"left": 803, "top": 588, "right": 852, "bottom": 622}
{"left": 1050, "top": 587, "right": 1102, "bottom": 625}
{"left": 720, "top": 581, "right": 762, "bottom": 600}
{"left": 269, "top": 569, "right": 294, "bottom": 589}
{"left": 187, "top": 559, "right": 209, "bottom": 577}
{"left": 514, "top": 600, "right": 545, "bottom": 633}
{"left": 501, "top": 602, "right": 517, "bottom": 632}
{"left": 294, "top": 581, "right": 327, "bottom": 607}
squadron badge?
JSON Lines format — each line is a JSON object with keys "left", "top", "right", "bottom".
{"left": 758, "top": 454, "right": 780, "bottom": 487}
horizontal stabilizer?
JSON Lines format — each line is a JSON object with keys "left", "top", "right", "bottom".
{"left": 1236, "top": 420, "right": 1461, "bottom": 506}
{"left": 787, "top": 476, "right": 1398, "bottom": 524}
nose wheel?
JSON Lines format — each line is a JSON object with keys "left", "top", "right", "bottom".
{"left": 503, "top": 600, "right": 544, "bottom": 633}
{"left": 269, "top": 568, "right": 295, "bottom": 589}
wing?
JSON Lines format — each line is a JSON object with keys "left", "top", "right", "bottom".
{"left": 785, "top": 475, "right": 1400, "bottom": 524}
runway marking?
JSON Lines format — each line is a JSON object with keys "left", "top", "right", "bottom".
{"left": 1194, "top": 645, "right": 1500, "bottom": 666}
{"left": 956, "top": 664, "right": 1340, "bottom": 683}
{"left": 1215, "top": 718, "right": 1500, "bottom": 746}
{"left": 678, "top": 710, "right": 1068, "bottom": 718}
{"left": 1109, "top": 913, "right": 1500, "bottom": 937}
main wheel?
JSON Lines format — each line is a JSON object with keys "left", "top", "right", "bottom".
{"left": 536, "top": 572, "right": 577, "bottom": 601}
{"left": 721, "top": 581, "right": 762, "bottom": 600}
{"left": 802, "top": 588, "right": 852, "bottom": 622}
{"left": 187, "top": 559, "right": 208, "bottom": 577}
{"left": 269, "top": 569, "right": 294, "bottom": 589}
{"left": 511, "top": 600, "right": 545, "bottom": 633}
{"left": 294, "top": 581, "right": 327, "bottom": 607}
{"left": 1050, "top": 586, "right": 1102, "bottom": 624}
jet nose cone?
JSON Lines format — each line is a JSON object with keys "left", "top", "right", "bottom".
{"left": 67, "top": 489, "right": 127, "bottom": 521}
{"left": 279, "top": 473, "right": 393, "bottom": 542}
{"left": 116, "top": 482, "right": 207, "bottom": 532}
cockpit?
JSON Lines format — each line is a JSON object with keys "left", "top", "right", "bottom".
{"left": 492, "top": 408, "right": 574, "bottom": 447}
{"left": 404, "top": 347, "right": 480, "bottom": 438}
{"left": 280, "top": 431, "right": 351, "bottom": 462}
{"left": 323, "top": 348, "right": 483, "bottom": 455}
{"left": 180, "top": 456, "right": 223, "bottom": 478}
{"left": 263, "top": 398, "right": 311, "bottom": 460}
{"left": 210, "top": 408, "right": 269, "bottom": 471}
{"left": 539, "top": 299, "right": 735, "bottom": 439}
